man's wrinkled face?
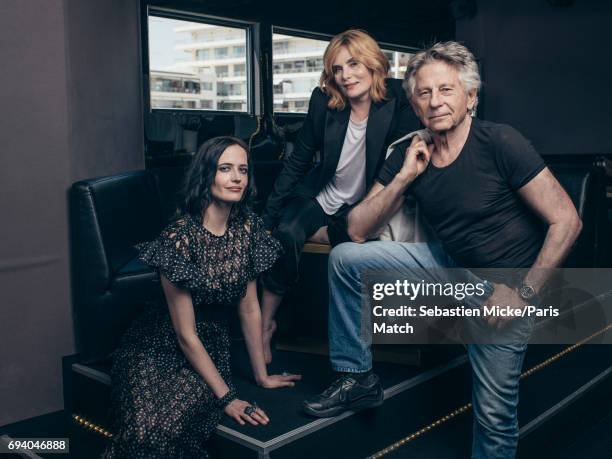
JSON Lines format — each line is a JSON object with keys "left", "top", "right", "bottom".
{"left": 410, "top": 60, "right": 476, "bottom": 134}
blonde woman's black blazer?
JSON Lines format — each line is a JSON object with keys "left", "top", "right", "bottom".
{"left": 261, "top": 78, "right": 420, "bottom": 229}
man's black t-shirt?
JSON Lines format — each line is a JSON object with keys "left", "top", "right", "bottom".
{"left": 377, "top": 118, "right": 546, "bottom": 269}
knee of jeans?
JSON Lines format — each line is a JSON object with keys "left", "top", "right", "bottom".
{"left": 473, "top": 395, "right": 519, "bottom": 434}
{"left": 328, "top": 242, "right": 365, "bottom": 273}
{"left": 474, "top": 416, "right": 519, "bottom": 445}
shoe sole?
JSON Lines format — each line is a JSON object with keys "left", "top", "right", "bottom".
{"left": 302, "top": 391, "right": 384, "bottom": 418}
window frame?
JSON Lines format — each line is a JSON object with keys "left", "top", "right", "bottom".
{"left": 271, "top": 26, "right": 333, "bottom": 116}
{"left": 143, "top": 6, "right": 256, "bottom": 116}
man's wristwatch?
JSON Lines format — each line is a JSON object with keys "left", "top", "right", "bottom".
{"left": 518, "top": 283, "right": 537, "bottom": 301}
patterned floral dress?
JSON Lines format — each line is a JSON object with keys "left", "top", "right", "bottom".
{"left": 102, "top": 212, "right": 282, "bottom": 458}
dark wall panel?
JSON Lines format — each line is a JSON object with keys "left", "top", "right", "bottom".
{"left": 457, "top": 0, "right": 612, "bottom": 156}
{"left": 66, "top": 0, "right": 144, "bottom": 181}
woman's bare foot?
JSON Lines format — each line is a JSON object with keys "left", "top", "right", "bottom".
{"left": 262, "top": 320, "right": 277, "bottom": 365}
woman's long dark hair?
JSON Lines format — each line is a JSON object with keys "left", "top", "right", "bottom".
{"left": 177, "top": 136, "right": 255, "bottom": 221}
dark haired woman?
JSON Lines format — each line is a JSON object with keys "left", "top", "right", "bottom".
{"left": 103, "top": 136, "right": 300, "bottom": 458}
{"left": 260, "top": 29, "right": 420, "bottom": 363}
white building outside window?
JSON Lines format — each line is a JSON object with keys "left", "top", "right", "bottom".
{"left": 148, "top": 15, "right": 249, "bottom": 112}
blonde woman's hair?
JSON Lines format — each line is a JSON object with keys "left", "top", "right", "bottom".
{"left": 320, "top": 29, "right": 389, "bottom": 110}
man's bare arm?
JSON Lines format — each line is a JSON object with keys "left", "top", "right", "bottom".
{"left": 484, "top": 167, "right": 582, "bottom": 328}
{"left": 347, "top": 180, "right": 407, "bottom": 242}
{"left": 348, "top": 136, "right": 432, "bottom": 243}
{"left": 519, "top": 167, "right": 583, "bottom": 292}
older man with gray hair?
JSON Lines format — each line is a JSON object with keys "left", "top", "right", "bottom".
{"left": 303, "top": 41, "right": 582, "bottom": 458}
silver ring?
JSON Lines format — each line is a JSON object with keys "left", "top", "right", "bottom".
{"left": 281, "top": 371, "right": 289, "bottom": 377}
{"left": 244, "top": 402, "right": 258, "bottom": 416}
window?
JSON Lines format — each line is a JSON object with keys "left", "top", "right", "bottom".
{"left": 272, "top": 30, "right": 329, "bottom": 113}
{"left": 381, "top": 47, "right": 416, "bottom": 79}
{"left": 273, "top": 41, "right": 289, "bottom": 53}
{"left": 217, "top": 82, "right": 229, "bottom": 96}
{"left": 234, "top": 63, "right": 246, "bottom": 77}
{"left": 147, "top": 13, "right": 250, "bottom": 112}
{"left": 233, "top": 46, "right": 245, "bottom": 57}
{"left": 150, "top": 74, "right": 201, "bottom": 94}
{"left": 215, "top": 47, "right": 229, "bottom": 58}
{"left": 217, "top": 82, "right": 244, "bottom": 96}
{"left": 218, "top": 101, "right": 243, "bottom": 110}
{"left": 216, "top": 65, "right": 229, "bottom": 78}
{"left": 306, "top": 58, "right": 323, "bottom": 72}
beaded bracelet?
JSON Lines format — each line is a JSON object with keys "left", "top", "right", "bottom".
{"left": 215, "top": 389, "right": 237, "bottom": 409}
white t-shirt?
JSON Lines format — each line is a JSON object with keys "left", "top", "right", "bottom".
{"left": 316, "top": 117, "right": 368, "bottom": 215}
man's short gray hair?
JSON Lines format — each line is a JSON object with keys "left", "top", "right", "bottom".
{"left": 403, "top": 41, "right": 481, "bottom": 114}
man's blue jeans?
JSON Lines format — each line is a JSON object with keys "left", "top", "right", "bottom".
{"left": 328, "top": 241, "right": 533, "bottom": 459}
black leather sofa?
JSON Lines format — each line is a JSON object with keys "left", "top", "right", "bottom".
{"left": 70, "top": 171, "right": 165, "bottom": 363}
{"left": 69, "top": 163, "right": 606, "bottom": 364}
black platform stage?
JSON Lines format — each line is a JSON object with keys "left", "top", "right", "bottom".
{"left": 1, "top": 326, "right": 610, "bottom": 458}
{"left": 47, "top": 333, "right": 611, "bottom": 459}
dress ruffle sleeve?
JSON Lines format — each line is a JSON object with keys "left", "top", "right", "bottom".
{"left": 246, "top": 214, "right": 283, "bottom": 281}
{"left": 137, "top": 217, "right": 201, "bottom": 290}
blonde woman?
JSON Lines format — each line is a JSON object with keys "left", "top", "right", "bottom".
{"left": 260, "top": 29, "right": 419, "bottom": 363}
